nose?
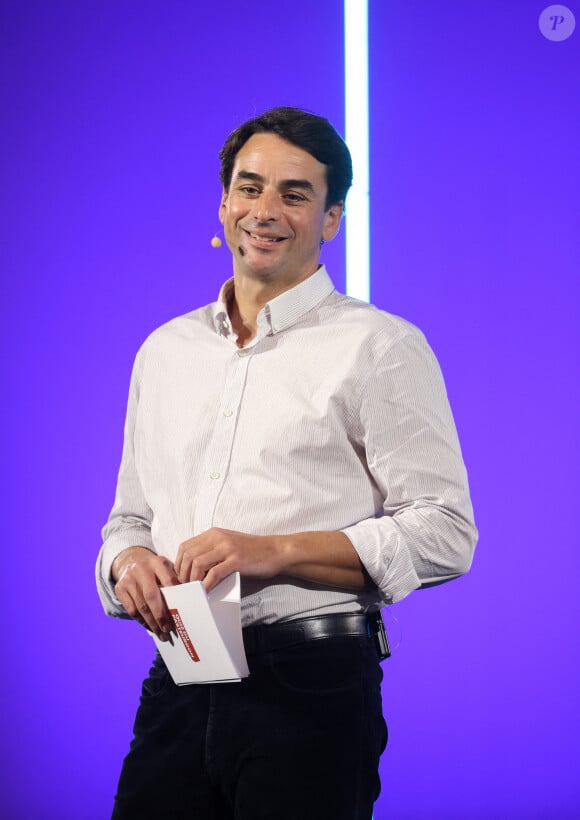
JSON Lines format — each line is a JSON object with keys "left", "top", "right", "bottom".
{"left": 252, "top": 189, "right": 279, "bottom": 222}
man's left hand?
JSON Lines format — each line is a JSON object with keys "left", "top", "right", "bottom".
{"left": 174, "top": 528, "right": 286, "bottom": 592}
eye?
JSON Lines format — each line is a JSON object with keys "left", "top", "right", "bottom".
{"left": 283, "top": 193, "right": 306, "bottom": 204}
{"left": 239, "top": 185, "right": 260, "bottom": 196}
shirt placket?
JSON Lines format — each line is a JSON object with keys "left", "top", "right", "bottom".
{"left": 193, "top": 345, "right": 254, "bottom": 534}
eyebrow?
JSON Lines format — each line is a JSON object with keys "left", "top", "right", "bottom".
{"left": 235, "top": 170, "right": 315, "bottom": 194}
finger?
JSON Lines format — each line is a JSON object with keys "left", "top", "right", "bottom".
{"left": 175, "top": 537, "right": 204, "bottom": 581}
{"left": 202, "top": 558, "right": 234, "bottom": 593}
{"left": 174, "top": 536, "right": 199, "bottom": 578}
{"left": 173, "top": 549, "right": 183, "bottom": 579}
{"left": 140, "top": 578, "right": 175, "bottom": 635}
{"left": 175, "top": 549, "right": 197, "bottom": 582}
{"left": 117, "top": 579, "right": 159, "bottom": 631}
{"left": 175, "top": 551, "right": 190, "bottom": 584}
{"left": 176, "top": 549, "right": 210, "bottom": 584}
{"left": 134, "top": 596, "right": 160, "bottom": 632}
{"left": 116, "top": 571, "right": 172, "bottom": 638}
{"left": 190, "top": 552, "right": 221, "bottom": 584}
{"left": 153, "top": 556, "right": 180, "bottom": 588}
{"left": 116, "top": 585, "right": 159, "bottom": 635}
{"left": 129, "top": 593, "right": 173, "bottom": 641}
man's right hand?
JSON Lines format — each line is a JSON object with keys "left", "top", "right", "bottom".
{"left": 112, "top": 546, "right": 180, "bottom": 641}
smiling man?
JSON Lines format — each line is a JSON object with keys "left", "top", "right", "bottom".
{"left": 220, "top": 132, "right": 342, "bottom": 287}
{"left": 97, "top": 107, "right": 477, "bottom": 820}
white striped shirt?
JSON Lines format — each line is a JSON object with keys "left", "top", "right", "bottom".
{"left": 97, "top": 266, "right": 477, "bottom": 625}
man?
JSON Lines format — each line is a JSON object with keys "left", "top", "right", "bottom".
{"left": 97, "top": 106, "right": 477, "bottom": 819}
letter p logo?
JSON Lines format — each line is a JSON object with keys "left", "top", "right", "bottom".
{"left": 539, "top": 5, "right": 576, "bottom": 41}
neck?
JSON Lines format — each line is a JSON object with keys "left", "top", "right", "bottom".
{"left": 228, "top": 294, "right": 257, "bottom": 348}
{"left": 226, "top": 276, "right": 270, "bottom": 347}
{"left": 229, "top": 267, "right": 318, "bottom": 347}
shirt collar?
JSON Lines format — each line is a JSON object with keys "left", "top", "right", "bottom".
{"left": 212, "top": 266, "right": 335, "bottom": 338}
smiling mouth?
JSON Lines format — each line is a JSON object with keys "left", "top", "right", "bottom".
{"left": 245, "top": 230, "right": 286, "bottom": 243}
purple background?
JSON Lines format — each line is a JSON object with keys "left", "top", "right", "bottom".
{"left": 2, "top": 2, "right": 578, "bottom": 818}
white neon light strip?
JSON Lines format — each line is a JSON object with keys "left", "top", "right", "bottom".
{"left": 344, "top": 0, "right": 370, "bottom": 302}
{"left": 345, "top": 9, "right": 373, "bottom": 811}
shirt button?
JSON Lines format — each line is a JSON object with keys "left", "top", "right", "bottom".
{"left": 209, "top": 471, "right": 220, "bottom": 480}
{"left": 237, "top": 349, "right": 248, "bottom": 357}
{"left": 223, "top": 409, "right": 233, "bottom": 418}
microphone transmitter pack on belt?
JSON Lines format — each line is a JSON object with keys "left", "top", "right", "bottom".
{"left": 369, "top": 610, "right": 391, "bottom": 661}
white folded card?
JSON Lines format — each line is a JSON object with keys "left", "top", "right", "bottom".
{"left": 151, "top": 573, "right": 249, "bottom": 685}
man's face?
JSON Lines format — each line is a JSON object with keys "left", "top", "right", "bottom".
{"left": 219, "top": 133, "right": 343, "bottom": 291}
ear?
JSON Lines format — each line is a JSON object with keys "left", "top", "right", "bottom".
{"left": 218, "top": 188, "right": 228, "bottom": 224}
{"left": 321, "top": 202, "right": 344, "bottom": 242}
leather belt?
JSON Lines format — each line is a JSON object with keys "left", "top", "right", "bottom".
{"left": 242, "top": 612, "right": 374, "bottom": 656}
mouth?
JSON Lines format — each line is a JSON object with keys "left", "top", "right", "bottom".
{"left": 244, "top": 230, "right": 287, "bottom": 244}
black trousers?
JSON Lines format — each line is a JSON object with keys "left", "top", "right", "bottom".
{"left": 112, "top": 635, "right": 388, "bottom": 819}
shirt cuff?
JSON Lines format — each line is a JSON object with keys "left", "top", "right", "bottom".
{"left": 341, "top": 518, "right": 421, "bottom": 604}
{"left": 96, "top": 528, "right": 156, "bottom": 617}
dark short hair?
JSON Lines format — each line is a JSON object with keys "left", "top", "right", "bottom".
{"left": 219, "top": 107, "right": 353, "bottom": 210}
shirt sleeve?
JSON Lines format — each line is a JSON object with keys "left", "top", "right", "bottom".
{"left": 341, "top": 329, "right": 478, "bottom": 604}
{"left": 95, "top": 349, "right": 156, "bottom": 617}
